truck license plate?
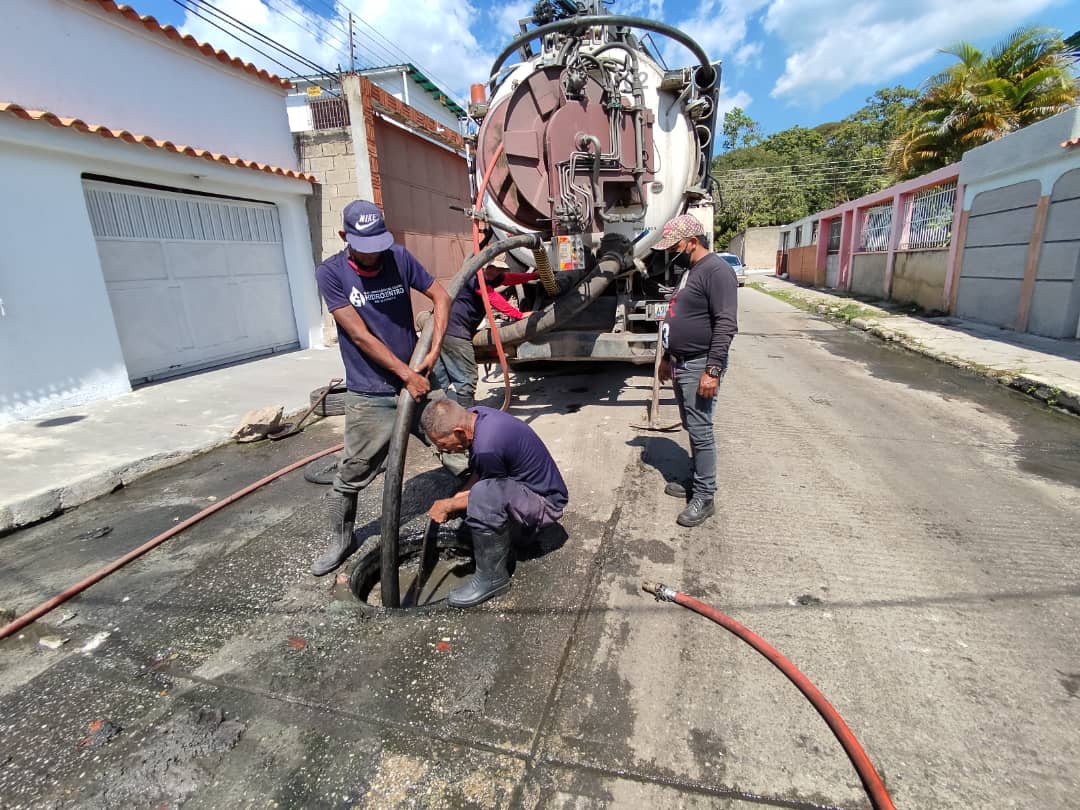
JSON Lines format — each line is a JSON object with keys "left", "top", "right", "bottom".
{"left": 647, "top": 302, "right": 668, "bottom": 321}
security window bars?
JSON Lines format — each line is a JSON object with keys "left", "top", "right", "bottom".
{"left": 811, "top": 220, "right": 819, "bottom": 245}
{"left": 859, "top": 204, "right": 892, "bottom": 252}
{"left": 310, "top": 97, "right": 350, "bottom": 130}
{"left": 903, "top": 182, "right": 957, "bottom": 250}
{"left": 827, "top": 219, "right": 841, "bottom": 252}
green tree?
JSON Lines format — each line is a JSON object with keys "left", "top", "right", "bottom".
{"left": 721, "top": 106, "right": 762, "bottom": 151}
{"left": 890, "top": 26, "right": 1080, "bottom": 178}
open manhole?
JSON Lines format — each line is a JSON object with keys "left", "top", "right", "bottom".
{"left": 346, "top": 526, "right": 475, "bottom": 614}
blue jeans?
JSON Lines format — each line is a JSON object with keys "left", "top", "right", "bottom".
{"left": 671, "top": 356, "right": 724, "bottom": 499}
{"left": 432, "top": 335, "right": 478, "bottom": 408}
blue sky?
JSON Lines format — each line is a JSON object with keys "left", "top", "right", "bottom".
{"left": 136, "top": 0, "right": 1078, "bottom": 139}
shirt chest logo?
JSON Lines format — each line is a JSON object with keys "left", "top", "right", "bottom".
{"left": 350, "top": 283, "right": 406, "bottom": 309}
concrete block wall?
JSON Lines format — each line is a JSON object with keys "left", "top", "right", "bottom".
{"left": 1029, "top": 168, "right": 1080, "bottom": 338}
{"left": 955, "top": 180, "right": 1041, "bottom": 329}
{"left": 891, "top": 249, "right": 949, "bottom": 312}
{"left": 850, "top": 253, "right": 888, "bottom": 298}
{"left": 295, "top": 127, "right": 357, "bottom": 345}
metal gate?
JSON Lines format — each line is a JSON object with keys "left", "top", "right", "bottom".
{"left": 373, "top": 118, "right": 473, "bottom": 305}
{"left": 84, "top": 180, "right": 299, "bottom": 383}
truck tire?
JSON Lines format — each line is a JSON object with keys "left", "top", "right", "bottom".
{"left": 310, "top": 384, "right": 347, "bottom": 417}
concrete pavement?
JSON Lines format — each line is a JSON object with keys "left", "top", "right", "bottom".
{"left": 2, "top": 287, "right": 1078, "bottom": 808}
{"left": 0, "top": 347, "right": 346, "bottom": 534}
{"left": 754, "top": 276, "right": 1080, "bottom": 415}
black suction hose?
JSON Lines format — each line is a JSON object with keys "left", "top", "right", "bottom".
{"left": 473, "top": 237, "right": 639, "bottom": 349}
{"left": 488, "top": 15, "right": 717, "bottom": 91}
{"left": 379, "top": 234, "right": 541, "bottom": 608}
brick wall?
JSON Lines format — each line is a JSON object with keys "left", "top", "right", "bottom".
{"left": 294, "top": 126, "right": 356, "bottom": 344}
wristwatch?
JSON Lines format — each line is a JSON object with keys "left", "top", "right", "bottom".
{"left": 705, "top": 364, "right": 723, "bottom": 378}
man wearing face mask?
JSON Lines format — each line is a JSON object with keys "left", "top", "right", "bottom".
{"left": 653, "top": 213, "right": 738, "bottom": 527}
{"left": 310, "top": 200, "right": 453, "bottom": 576}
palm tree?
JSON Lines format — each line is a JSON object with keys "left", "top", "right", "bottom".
{"left": 889, "top": 27, "right": 1079, "bottom": 178}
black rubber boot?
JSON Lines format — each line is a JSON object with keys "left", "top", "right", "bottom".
{"left": 677, "top": 496, "right": 715, "bottom": 528}
{"left": 447, "top": 528, "right": 512, "bottom": 608}
{"left": 311, "top": 491, "right": 357, "bottom": 576}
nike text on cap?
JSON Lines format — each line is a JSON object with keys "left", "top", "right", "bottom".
{"left": 343, "top": 200, "right": 395, "bottom": 253}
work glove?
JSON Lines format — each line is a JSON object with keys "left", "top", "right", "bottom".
{"left": 597, "top": 232, "right": 634, "bottom": 271}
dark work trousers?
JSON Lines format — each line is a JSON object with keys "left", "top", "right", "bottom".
{"left": 465, "top": 478, "right": 564, "bottom": 535}
{"left": 671, "top": 356, "right": 725, "bottom": 500}
{"left": 333, "top": 388, "right": 466, "bottom": 495}
{"left": 432, "top": 335, "right": 479, "bottom": 408}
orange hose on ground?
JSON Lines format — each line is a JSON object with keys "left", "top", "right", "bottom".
{"left": 643, "top": 582, "right": 896, "bottom": 810}
{"left": 472, "top": 142, "right": 512, "bottom": 411}
{"left": 0, "top": 443, "right": 345, "bottom": 641}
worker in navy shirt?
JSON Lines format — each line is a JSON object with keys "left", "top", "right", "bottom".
{"left": 433, "top": 256, "right": 537, "bottom": 407}
{"left": 420, "top": 398, "right": 568, "bottom": 608}
{"left": 310, "top": 200, "right": 453, "bottom": 577}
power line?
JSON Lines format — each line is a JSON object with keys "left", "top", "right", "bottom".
{"left": 714, "top": 157, "right": 886, "bottom": 175}
{"left": 186, "top": 0, "right": 338, "bottom": 78}
{"left": 262, "top": 0, "right": 354, "bottom": 65}
{"left": 174, "top": 0, "right": 342, "bottom": 96}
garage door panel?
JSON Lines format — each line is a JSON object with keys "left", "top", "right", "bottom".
{"left": 95, "top": 241, "right": 167, "bottom": 282}
{"left": 234, "top": 276, "right": 298, "bottom": 347}
{"left": 180, "top": 279, "right": 248, "bottom": 348}
{"left": 166, "top": 242, "right": 230, "bottom": 279}
{"left": 84, "top": 180, "right": 299, "bottom": 383}
{"left": 226, "top": 242, "right": 290, "bottom": 277}
{"left": 107, "top": 285, "right": 193, "bottom": 374}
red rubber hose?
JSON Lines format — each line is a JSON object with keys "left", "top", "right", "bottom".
{"left": 642, "top": 581, "right": 896, "bottom": 810}
{"left": 472, "top": 141, "right": 512, "bottom": 411}
{"left": 0, "top": 443, "right": 345, "bottom": 641}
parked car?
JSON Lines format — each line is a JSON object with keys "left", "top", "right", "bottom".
{"left": 718, "top": 252, "right": 747, "bottom": 286}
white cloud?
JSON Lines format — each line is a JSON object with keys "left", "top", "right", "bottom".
{"left": 494, "top": 0, "right": 534, "bottom": 37}
{"left": 179, "top": 0, "right": 495, "bottom": 105}
{"left": 765, "top": 0, "right": 1061, "bottom": 103}
{"left": 664, "top": 0, "right": 769, "bottom": 68}
{"left": 715, "top": 88, "right": 754, "bottom": 119}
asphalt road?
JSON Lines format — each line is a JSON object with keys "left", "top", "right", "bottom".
{"left": 2, "top": 288, "right": 1079, "bottom": 809}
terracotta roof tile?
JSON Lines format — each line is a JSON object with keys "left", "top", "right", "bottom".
{"left": 0, "top": 102, "right": 317, "bottom": 183}
{"left": 1062, "top": 136, "right": 1080, "bottom": 148}
{"left": 84, "top": 0, "right": 293, "bottom": 90}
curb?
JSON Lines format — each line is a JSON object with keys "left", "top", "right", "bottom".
{"left": 753, "top": 283, "right": 1080, "bottom": 417}
{"left": 0, "top": 404, "right": 321, "bottom": 537}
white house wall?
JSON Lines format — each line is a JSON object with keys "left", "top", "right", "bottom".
{"left": 2, "top": 0, "right": 296, "bottom": 169}
{"left": 0, "top": 117, "right": 321, "bottom": 424}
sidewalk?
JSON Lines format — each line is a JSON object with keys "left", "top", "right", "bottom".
{"left": 753, "top": 276, "right": 1080, "bottom": 415}
{"left": 1, "top": 348, "right": 346, "bottom": 534}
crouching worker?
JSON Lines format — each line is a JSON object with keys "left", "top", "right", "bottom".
{"left": 421, "top": 399, "right": 568, "bottom": 608}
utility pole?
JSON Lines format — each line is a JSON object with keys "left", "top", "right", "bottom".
{"left": 348, "top": 13, "right": 356, "bottom": 72}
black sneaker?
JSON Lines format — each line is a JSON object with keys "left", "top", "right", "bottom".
{"left": 677, "top": 497, "right": 714, "bottom": 527}
{"left": 664, "top": 481, "right": 691, "bottom": 498}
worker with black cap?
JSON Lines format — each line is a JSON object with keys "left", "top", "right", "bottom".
{"left": 310, "top": 200, "right": 454, "bottom": 577}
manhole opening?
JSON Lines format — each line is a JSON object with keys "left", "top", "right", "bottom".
{"left": 346, "top": 531, "right": 474, "bottom": 613}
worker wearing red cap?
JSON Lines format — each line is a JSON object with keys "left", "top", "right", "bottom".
{"left": 653, "top": 213, "right": 739, "bottom": 528}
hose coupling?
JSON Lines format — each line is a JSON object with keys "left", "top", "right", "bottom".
{"left": 641, "top": 581, "right": 676, "bottom": 602}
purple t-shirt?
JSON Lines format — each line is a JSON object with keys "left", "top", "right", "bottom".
{"left": 468, "top": 406, "right": 569, "bottom": 509}
{"left": 315, "top": 246, "right": 434, "bottom": 394}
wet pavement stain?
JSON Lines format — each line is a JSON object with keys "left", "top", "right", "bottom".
{"left": 810, "top": 327, "right": 1080, "bottom": 488}
{"left": 1058, "top": 671, "right": 1080, "bottom": 698}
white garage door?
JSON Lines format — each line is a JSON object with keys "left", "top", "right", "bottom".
{"left": 83, "top": 180, "right": 299, "bottom": 383}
